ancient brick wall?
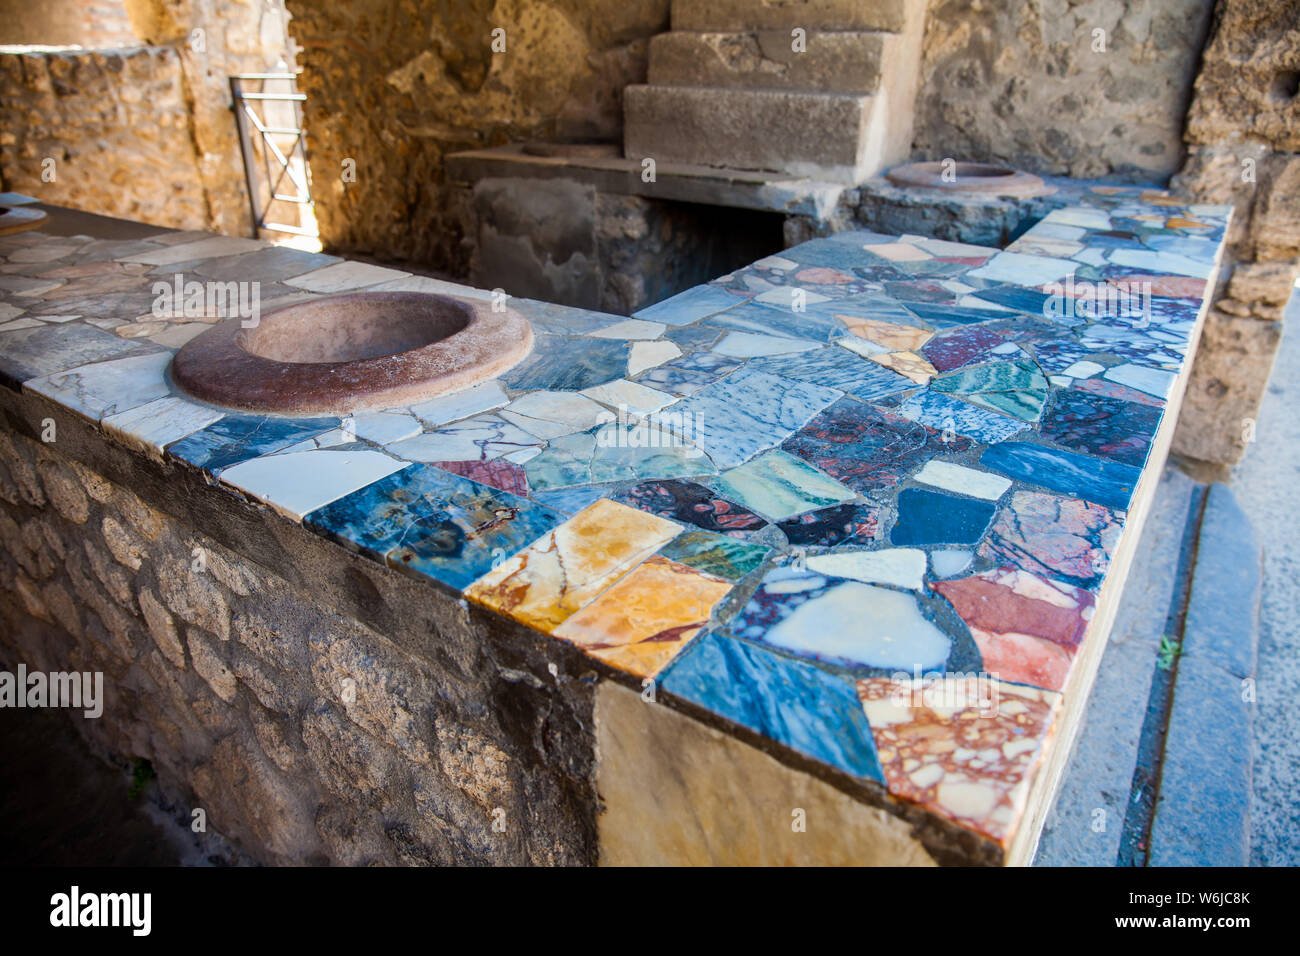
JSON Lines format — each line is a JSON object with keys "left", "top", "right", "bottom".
{"left": 0, "top": 424, "right": 596, "bottom": 865}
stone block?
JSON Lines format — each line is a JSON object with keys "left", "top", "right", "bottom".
{"left": 625, "top": 84, "right": 895, "bottom": 182}
{"left": 672, "top": 0, "right": 909, "bottom": 32}
{"left": 648, "top": 30, "right": 886, "bottom": 93}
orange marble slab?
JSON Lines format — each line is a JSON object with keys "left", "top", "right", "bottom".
{"left": 838, "top": 316, "right": 933, "bottom": 351}
{"left": 869, "top": 350, "right": 937, "bottom": 384}
{"left": 553, "top": 555, "right": 733, "bottom": 678}
{"left": 465, "top": 498, "right": 681, "bottom": 633}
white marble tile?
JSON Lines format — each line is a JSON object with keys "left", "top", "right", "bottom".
{"left": 0, "top": 303, "right": 25, "bottom": 322}
{"left": 284, "top": 261, "right": 412, "bottom": 292}
{"left": 968, "top": 251, "right": 1077, "bottom": 286}
{"left": 1042, "top": 207, "right": 1111, "bottom": 231}
{"left": 366, "top": 274, "right": 494, "bottom": 301}
{"left": 386, "top": 415, "right": 542, "bottom": 463}
{"left": 752, "top": 286, "right": 832, "bottom": 307}
{"left": 581, "top": 379, "right": 676, "bottom": 416}
{"left": 348, "top": 410, "right": 423, "bottom": 445}
{"left": 149, "top": 322, "right": 209, "bottom": 348}
{"left": 499, "top": 390, "right": 608, "bottom": 438}
{"left": 102, "top": 396, "right": 224, "bottom": 458}
{"left": 1108, "top": 249, "right": 1212, "bottom": 279}
{"left": 930, "top": 549, "right": 972, "bottom": 578}
{"left": 913, "top": 460, "right": 1012, "bottom": 500}
{"left": 714, "top": 330, "right": 820, "bottom": 357}
{"left": 120, "top": 236, "right": 263, "bottom": 266}
{"left": 628, "top": 340, "right": 682, "bottom": 375}
{"left": 407, "top": 381, "right": 508, "bottom": 425}
{"left": 805, "top": 549, "right": 927, "bottom": 590}
{"left": 1062, "top": 360, "right": 1106, "bottom": 378}
{"left": 220, "top": 449, "right": 410, "bottom": 521}
{"left": 590, "top": 318, "right": 665, "bottom": 340}
{"left": 836, "top": 335, "right": 890, "bottom": 358}
{"left": 25, "top": 352, "right": 173, "bottom": 420}
{"left": 0, "top": 317, "right": 42, "bottom": 332}
{"left": 1105, "top": 363, "right": 1176, "bottom": 397}
{"left": 752, "top": 255, "right": 798, "bottom": 271}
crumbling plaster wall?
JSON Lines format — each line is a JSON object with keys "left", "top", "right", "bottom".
{"left": 912, "top": 0, "right": 1216, "bottom": 181}
{"left": 0, "top": 0, "right": 293, "bottom": 236}
{"left": 282, "top": 0, "right": 670, "bottom": 275}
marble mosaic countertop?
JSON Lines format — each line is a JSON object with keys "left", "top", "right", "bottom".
{"left": 0, "top": 186, "right": 1228, "bottom": 856}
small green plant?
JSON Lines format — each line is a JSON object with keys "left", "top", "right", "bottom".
{"left": 128, "top": 758, "right": 155, "bottom": 800}
{"left": 1156, "top": 634, "right": 1182, "bottom": 671}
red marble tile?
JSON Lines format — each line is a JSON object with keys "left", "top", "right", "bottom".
{"left": 431, "top": 459, "right": 529, "bottom": 496}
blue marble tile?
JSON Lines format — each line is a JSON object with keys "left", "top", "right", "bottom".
{"left": 1039, "top": 389, "right": 1165, "bottom": 467}
{"left": 531, "top": 484, "right": 611, "bottom": 515}
{"left": 663, "top": 324, "right": 724, "bottom": 350}
{"left": 304, "top": 463, "right": 564, "bottom": 592}
{"left": 895, "top": 390, "right": 1029, "bottom": 444}
{"left": 614, "top": 479, "right": 768, "bottom": 536}
{"left": 704, "top": 300, "right": 845, "bottom": 343}
{"left": 633, "top": 364, "right": 717, "bottom": 396}
{"left": 524, "top": 423, "right": 713, "bottom": 491}
{"left": 746, "top": 345, "right": 914, "bottom": 401}
{"left": 665, "top": 350, "right": 742, "bottom": 375}
{"left": 980, "top": 441, "right": 1141, "bottom": 511}
{"left": 167, "top": 413, "right": 340, "bottom": 474}
{"left": 508, "top": 298, "right": 617, "bottom": 334}
{"left": 652, "top": 366, "right": 841, "bottom": 469}
{"left": 890, "top": 488, "right": 997, "bottom": 546}
{"left": 0, "top": 323, "right": 148, "bottom": 389}
{"left": 659, "top": 630, "right": 884, "bottom": 783}
{"left": 633, "top": 284, "right": 744, "bottom": 325}
{"left": 903, "top": 302, "right": 1014, "bottom": 327}
{"left": 498, "top": 334, "right": 629, "bottom": 391}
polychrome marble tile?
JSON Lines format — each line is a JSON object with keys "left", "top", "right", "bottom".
{"left": 102, "top": 395, "right": 224, "bottom": 457}
{"left": 980, "top": 441, "right": 1140, "bottom": 511}
{"left": 967, "top": 251, "right": 1077, "bottom": 286}
{"left": 428, "top": 458, "right": 530, "bottom": 496}
{"left": 805, "top": 548, "right": 926, "bottom": 590}
{"left": 0, "top": 323, "right": 147, "bottom": 387}
{"left": 891, "top": 488, "right": 996, "bottom": 546}
{"left": 730, "top": 567, "right": 952, "bottom": 671}
{"left": 703, "top": 300, "right": 844, "bottom": 342}
{"left": 658, "top": 530, "right": 770, "bottom": 580}
{"left": 1103, "top": 362, "right": 1176, "bottom": 399}
{"left": 978, "top": 490, "right": 1122, "bottom": 591}
{"left": 465, "top": 498, "right": 681, "bottom": 633}
{"left": 867, "top": 350, "right": 937, "bottom": 385}
{"left": 613, "top": 479, "right": 768, "bottom": 537}
{"left": 783, "top": 397, "right": 973, "bottom": 495}
{"left": 551, "top": 555, "right": 732, "bottom": 677}
{"left": 746, "top": 345, "right": 914, "bottom": 400}
{"left": 652, "top": 366, "right": 841, "bottom": 470}
{"left": 304, "top": 462, "right": 564, "bottom": 591}
{"left": 167, "top": 413, "right": 340, "bottom": 474}
{"left": 921, "top": 324, "right": 1008, "bottom": 372}
{"left": 712, "top": 449, "right": 855, "bottom": 521}
{"left": 912, "top": 460, "right": 1011, "bottom": 500}
{"left": 931, "top": 360, "right": 1049, "bottom": 422}
{"left": 933, "top": 567, "right": 1095, "bottom": 691}
{"left": 1038, "top": 389, "right": 1164, "bottom": 467}
{"left": 499, "top": 334, "right": 630, "bottom": 391}
{"left": 858, "top": 676, "right": 1061, "bottom": 845}
{"left": 839, "top": 316, "right": 933, "bottom": 351}
{"left": 777, "top": 502, "right": 879, "bottom": 547}
{"left": 1072, "top": 375, "right": 1165, "bottom": 407}
{"left": 895, "top": 390, "right": 1028, "bottom": 445}
{"left": 221, "top": 448, "right": 409, "bottom": 521}
{"left": 660, "top": 630, "right": 884, "bottom": 782}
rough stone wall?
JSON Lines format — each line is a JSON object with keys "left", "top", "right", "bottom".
{"left": 1170, "top": 0, "right": 1300, "bottom": 465}
{"left": 0, "top": 424, "right": 595, "bottom": 865}
{"left": 0, "top": 0, "right": 293, "bottom": 236}
{"left": 0, "top": 0, "right": 138, "bottom": 48}
{"left": 283, "top": 0, "right": 670, "bottom": 274}
{"left": 912, "top": 0, "right": 1216, "bottom": 181}
{"left": 0, "top": 47, "right": 210, "bottom": 231}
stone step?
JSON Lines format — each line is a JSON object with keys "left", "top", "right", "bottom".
{"left": 624, "top": 84, "right": 903, "bottom": 183}
{"left": 648, "top": 30, "right": 887, "bottom": 94}
{"left": 672, "top": 0, "right": 909, "bottom": 33}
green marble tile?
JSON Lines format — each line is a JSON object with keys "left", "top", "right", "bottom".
{"left": 712, "top": 449, "right": 855, "bottom": 521}
{"left": 931, "top": 359, "right": 1049, "bottom": 422}
{"left": 659, "top": 530, "right": 770, "bottom": 581}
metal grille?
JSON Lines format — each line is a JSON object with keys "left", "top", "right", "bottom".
{"left": 230, "top": 73, "right": 318, "bottom": 238}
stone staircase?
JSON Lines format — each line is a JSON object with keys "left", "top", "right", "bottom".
{"left": 624, "top": 0, "right": 928, "bottom": 183}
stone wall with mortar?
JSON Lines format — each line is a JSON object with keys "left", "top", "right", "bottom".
{"left": 912, "top": 0, "right": 1216, "bottom": 182}
{"left": 1168, "top": 0, "right": 1300, "bottom": 466}
{"left": 0, "top": 0, "right": 293, "bottom": 236}
{"left": 0, "top": 0, "right": 137, "bottom": 48}
{"left": 0, "top": 422, "right": 598, "bottom": 865}
{"left": 282, "top": 0, "right": 670, "bottom": 275}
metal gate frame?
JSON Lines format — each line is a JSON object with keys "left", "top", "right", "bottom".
{"left": 230, "top": 73, "right": 318, "bottom": 238}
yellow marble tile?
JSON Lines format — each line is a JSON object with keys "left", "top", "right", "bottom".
{"left": 861, "top": 241, "right": 930, "bottom": 262}
{"left": 869, "top": 350, "right": 937, "bottom": 385}
{"left": 1165, "top": 216, "right": 1211, "bottom": 230}
{"left": 552, "top": 555, "right": 732, "bottom": 677}
{"left": 838, "top": 316, "right": 933, "bottom": 352}
{"left": 465, "top": 498, "right": 680, "bottom": 634}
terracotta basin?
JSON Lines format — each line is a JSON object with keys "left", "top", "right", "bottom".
{"left": 0, "top": 205, "right": 47, "bottom": 236}
{"left": 886, "top": 161, "right": 1050, "bottom": 199}
{"left": 171, "top": 291, "right": 532, "bottom": 416}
